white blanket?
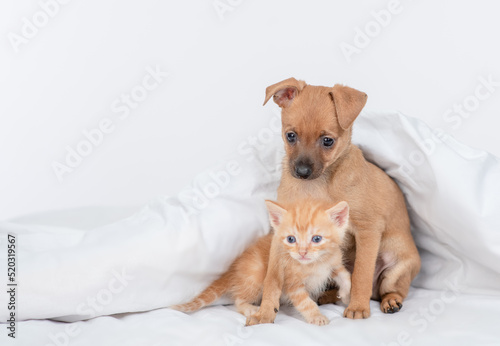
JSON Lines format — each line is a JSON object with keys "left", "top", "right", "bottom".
{"left": 4, "top": 290, "right": 500, "bottom": 346}
{"left": 1, "top": 111, "right": 499, "bottom": 342}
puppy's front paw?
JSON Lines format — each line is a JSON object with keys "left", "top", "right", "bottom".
{"left": 307, "top": 313, "right": 329, "bottom": 326}
{"left": 245, "top": 308, "right": 277, "bottom": 326}
{"left": 343, "top": 303, "right": 370, "bottom": 319}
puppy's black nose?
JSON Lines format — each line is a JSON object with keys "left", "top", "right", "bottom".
{"left": 295, "top": 163, "right": 312, "bottom": 179}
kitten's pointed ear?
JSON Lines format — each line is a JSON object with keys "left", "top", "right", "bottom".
{"left": 265, "top": 200, "right": 287, "bottom": 229}
{"left": 329, "top": 85, "right": 367, "bottom": 130}
{"left": 263, "top": 77, "right": 306, "bottom": 108}
{"left": 326, "top": 201, "right": 349, "bottom": 229}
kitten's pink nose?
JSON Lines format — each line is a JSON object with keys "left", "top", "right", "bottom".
{"left": 299, "top": 250, "right": 308, "bottom": 257}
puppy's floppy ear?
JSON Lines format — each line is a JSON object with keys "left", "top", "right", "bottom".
{"left": 329, "top": 85, "right": 367, "bottom": 130}
{"left": 263, "top": 77, "right": 306, "bottom": 108}
{"left": 265, "top": 200, "right": 287, "bottom": 229}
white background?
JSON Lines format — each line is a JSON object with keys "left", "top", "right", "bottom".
{"left": 1, "top": 0, "right": 499, "bottom": 220}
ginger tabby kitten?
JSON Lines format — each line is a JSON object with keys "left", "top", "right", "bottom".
{"left": 171, "top": 199, "right": 351, "bottom": 325}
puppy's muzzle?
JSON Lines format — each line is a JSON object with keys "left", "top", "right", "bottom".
{"left": 294, "top": 162, "right": 313, "bottom": 179}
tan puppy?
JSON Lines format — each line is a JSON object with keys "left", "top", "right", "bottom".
{"left": 246, "top": 78, "right": 420, "bottom": 324}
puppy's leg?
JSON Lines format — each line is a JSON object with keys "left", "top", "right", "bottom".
{"left": 245, "top": 237, "right": 284, "bottom": 326}
{"left": 344, "top": 228, "right": 381, "bottom": 319}
{"left": 378, "top": 257, "right": 419, "bottom": 313}
{"left": 378, "top": 216, "right": 421, "bottom": 313}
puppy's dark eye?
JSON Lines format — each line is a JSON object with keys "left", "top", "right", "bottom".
{"left": 322, "top": 137, "right": 335, "bottom": 147}
{"left": 286, "top": 132, "right": 297, "bottom": 143}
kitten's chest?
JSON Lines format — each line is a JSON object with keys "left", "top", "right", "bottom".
{"left": 301, "top": 263, "right": 332, "bottom": 296}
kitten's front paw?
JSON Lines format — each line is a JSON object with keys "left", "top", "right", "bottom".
{"left": 307, "top": 313, "right": 329, "bottom": 326}
{"left": 245, "top": 308, "right": 276, "bottom": 326}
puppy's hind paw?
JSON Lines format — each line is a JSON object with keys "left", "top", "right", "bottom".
{"left": 381, "top": 293, "right": 403, "bottom": 314}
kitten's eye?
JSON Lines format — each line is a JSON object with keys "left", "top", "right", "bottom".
{"left": 322, "top": 137, "right": 335, "bottom": 147}
{"left": 286, "top": 236, "right": 296, "bottom": 243}
{"left": 312, "top": 235, "right": 322, "bottom": 243}
{"left": 286, "top": 132, "right": 297, "bottom": 144}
